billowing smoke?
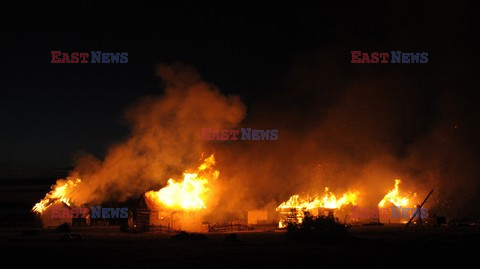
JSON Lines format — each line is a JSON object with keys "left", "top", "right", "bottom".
{"left": 46, "top": 58, "right": 478, "bottom": 220}
{"left": 63, "top": 63, "right": 245, "bottom": 206}
{"left": 209, "top": 52, "right": 479, "bottom": 219}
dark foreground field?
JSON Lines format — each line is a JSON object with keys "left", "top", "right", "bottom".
{"left": 1, "top": 225, "right": 479, "bottom": 268}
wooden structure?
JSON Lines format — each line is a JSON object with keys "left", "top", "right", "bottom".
{"left": 40, "top": 201, "right": 73, "bottom": 228}
{"left": 132, "top": 193, "right": 207, "bottom": 232}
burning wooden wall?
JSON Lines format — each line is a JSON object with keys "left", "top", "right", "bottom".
{"left": 40, "top": 201, "right": 72, "bottom": 228}
{"left": 133, "top": 193, "right": 207, "bottom": 232}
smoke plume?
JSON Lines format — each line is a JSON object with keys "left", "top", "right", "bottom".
{"left": 63, "top": 63, "right": 245, "bottom": 206}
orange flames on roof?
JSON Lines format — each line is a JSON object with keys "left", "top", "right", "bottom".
{"left": 145, "top": 154, "right": 218, "bottom": 211}
{"left": 277, "top": 179, "right": 420, "bottom": 228}
{"left": 378, "top": 179, "right": 417, "bottom": 208}
{"left": 32, "top": 178, "right": 81, "bottom": 214}
{"left": 277, "top": 188, "right": 359, "bottom": 210}
{"left": 32, "top": 155, "right": 219, "bottom": 215}
{"left": 276, "top": 188, "right": 359, "bottom": 228}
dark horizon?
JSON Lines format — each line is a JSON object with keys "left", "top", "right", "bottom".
{"left": 2, "top": 2, "right": 476, "bottom": 174}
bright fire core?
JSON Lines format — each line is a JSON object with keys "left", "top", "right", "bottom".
{"left": 378, "top": 179, "right": 416, "bottom": 208}
{"left": 145, "top": 154, "right": 219, "bottom": 211}
{"left": 32, "top": 178, "right": 81, "bottom": 214}
{"left": 276, "top": 188, "right": 359, "bottom": 228}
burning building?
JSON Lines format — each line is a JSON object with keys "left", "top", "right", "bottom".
{"left": 32, "top": 178, "right": 82, "bottom": 228}
{"left": 276, "top": 188, "right": 359, "bottom": 228}
{"left": 29, "top": 64, "right": 444, "bottom": 232}
{"left": 378, "top": 179, "right": 418, "bottom": 224}
{"left": 32, "top": 178, "right": 81, "bottom": 215}
{"left": 131, "top": 154, "right": 217, "bottom": 232}
{"left": 275, "top": 179, "right": 425, "bottom": 227}
{"left": 133, "top": 193, "right": 208, "bottom": 232}
{"left": 39, "top": 201, "right": 73, "bottom": 228}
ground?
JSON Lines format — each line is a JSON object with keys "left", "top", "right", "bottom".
{"left": 1, "top": 225, "right": 479, "bottom": 268}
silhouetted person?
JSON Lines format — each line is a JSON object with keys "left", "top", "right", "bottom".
{"left": 416, "top": 205, "right": 422, "bottom": 226}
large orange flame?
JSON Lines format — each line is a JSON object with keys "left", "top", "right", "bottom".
{"left": 378, "top": 179, "right": 416, "bottom": 208}
{"left": 32, "top": 178, "right": 81, "bottom": 213}
{"left": 276, "top": 188, "right": 359, "bottom": 228}
{"left": 145, "top": 154, "right": 218, "bottom": 211}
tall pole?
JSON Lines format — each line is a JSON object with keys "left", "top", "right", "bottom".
{"left": 405, "top": 189, "right": 434, "bottom": 228}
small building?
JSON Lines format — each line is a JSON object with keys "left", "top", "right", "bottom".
{"left": 277, "top": 207, "right": 336, "bottom": 228}
{"left": 132, "top": 193, "right": 207, "bottom": 232}
{"left": 40, "top": 201, "right": 72, "bottom": 228}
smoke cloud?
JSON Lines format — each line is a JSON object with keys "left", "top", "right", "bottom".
{"left": 49, "top": 58, "right": 478, "bottom": 220}
{"left": 63, "top": 63, "right": 245, "bottom": 206}
{"left": 209, "top": 52, "right": 479, "bottom": 219}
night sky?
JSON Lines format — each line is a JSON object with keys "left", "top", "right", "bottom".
{"left": 1, "top": 2, "right": 477, "bottom": 179}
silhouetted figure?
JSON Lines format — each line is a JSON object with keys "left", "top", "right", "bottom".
{"left": 416, "top": 205, "right": 422, "bottom": 226}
